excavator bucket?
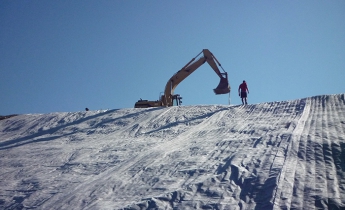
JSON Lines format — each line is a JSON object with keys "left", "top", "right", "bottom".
{"left": 213, "top": 75, "right": 230, "bottom": 95}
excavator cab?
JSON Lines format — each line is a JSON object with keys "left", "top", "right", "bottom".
{"left": 134, "top": 99, "right": 162, "bottom": 108}
{"left": 213, "top": 72, "right": 230, "bottom": 95}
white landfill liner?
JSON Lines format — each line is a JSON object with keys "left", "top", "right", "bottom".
{"left": 0, "top": 94, "right": 344, "bottom": 209}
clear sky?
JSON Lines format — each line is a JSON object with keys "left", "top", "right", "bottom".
{"left": 1, "top": 0, "right": 344, "bottom": 115}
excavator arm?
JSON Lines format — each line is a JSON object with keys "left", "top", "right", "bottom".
{"left": 161, "top": 49, "right": 230, "bottom": 106}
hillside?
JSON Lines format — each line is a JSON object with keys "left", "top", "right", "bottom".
{"left": 0, "top": 94, "right": 344, "bottom": 210}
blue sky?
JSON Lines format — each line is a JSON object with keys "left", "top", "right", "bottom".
{"left": 1, "top": 0, "right": 344, "bottom": 114}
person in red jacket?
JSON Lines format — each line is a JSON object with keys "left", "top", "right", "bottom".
{"left": 238, "top": 80, "right": 249, "bottom": 105}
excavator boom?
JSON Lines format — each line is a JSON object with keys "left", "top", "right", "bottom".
{"left": 134, "top": 49, "right": 230, "bottom": 108}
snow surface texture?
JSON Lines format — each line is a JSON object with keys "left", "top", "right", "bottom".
{"left": 1, "top": 94, "right": 345, "bottom": 210}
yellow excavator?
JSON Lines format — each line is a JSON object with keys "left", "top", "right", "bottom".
{"left": 134, "top": 49, "right": 230, "bottom": 108}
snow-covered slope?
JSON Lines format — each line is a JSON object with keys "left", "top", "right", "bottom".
{"left": 1, "top": 94, "right": 344, "bottom": 210}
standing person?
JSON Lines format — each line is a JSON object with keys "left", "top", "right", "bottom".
{"left": 238, "top": 80, "right": 249, "bottom": 105}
